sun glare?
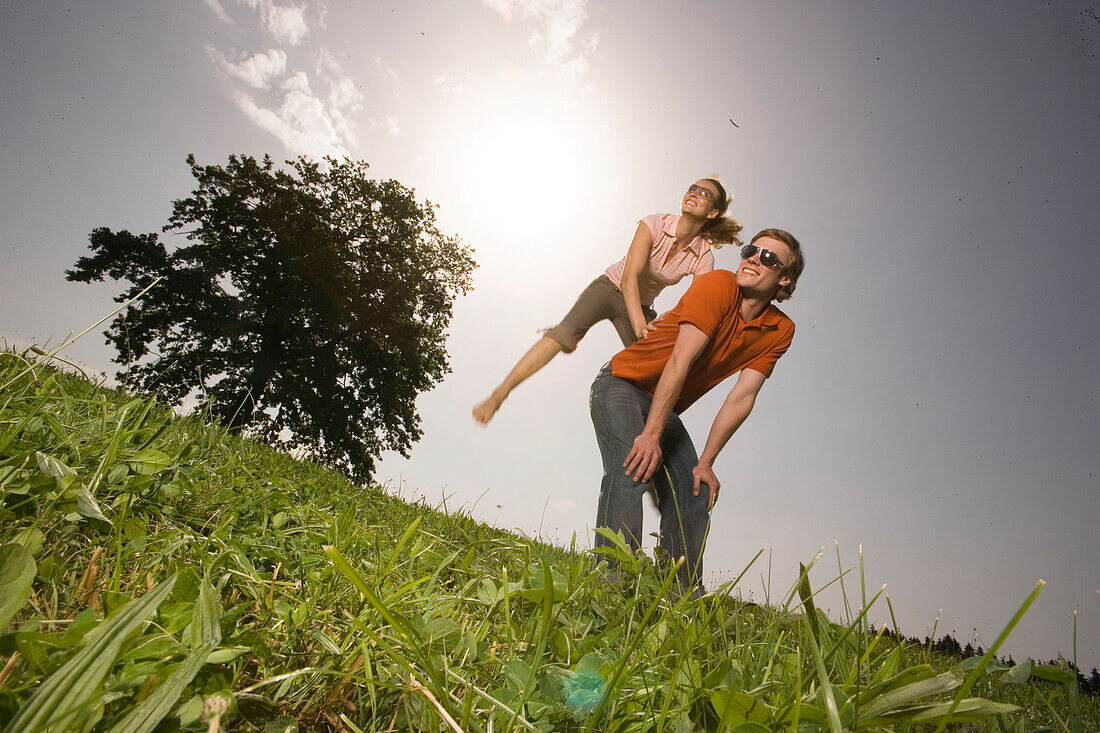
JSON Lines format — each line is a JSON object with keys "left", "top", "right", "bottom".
{"left": 460, "top": 106, "right": 590, "bottom": 225}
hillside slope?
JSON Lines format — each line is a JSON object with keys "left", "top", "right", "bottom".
{"left": 0, "top": 351, "right": 1093, "bottom": 731}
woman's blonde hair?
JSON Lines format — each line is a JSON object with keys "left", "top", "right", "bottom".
{"left": 699, "top": 176, "right": 743, "bottom": 248}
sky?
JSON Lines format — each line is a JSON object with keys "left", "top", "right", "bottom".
{"left": 1, "top": 1, "right": 1097, "bottom": 669}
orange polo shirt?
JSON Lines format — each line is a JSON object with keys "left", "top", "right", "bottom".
{"left": 610, "top": 269, "right": 795, "bottom": 413}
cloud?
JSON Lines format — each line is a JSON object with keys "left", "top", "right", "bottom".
{"left": 480, "top": 0, "right": 598, "bottom": 83}
{"left": 209, "top": 2, "right": 401, "bottom": 155}
{"left": 316, "top": 47, "right": 342, "bottom": 76}
{"left": 523, "top": 0, "right": 588, "bottom": 65}
{"left": 214, "top": 48, "right": 288, "bottom": 89}
{"left": 232, "top": 69, "right": 367, "bottom": 157}
{"left": 369, "top": 56, "right": 400, "bottom": 92}
{"left": 264, "top": 3, "right": 308, "bottom": 44}
{"left": 434, "top": 72, "right": 471, "bottom": 95}
{"left": 328, "top": 77, "right": 359, "bottom": 108}
{"left": 202, "top": 0, "right": 233, "bottom": 24}
{"left": 237, "top": 0, "right": 309, "bottom": 45}
{"left": 371, "top": 114, "right": 400, "bottom": 137}
{"left": 552, "top": 498, "right": 576, "bottom": 512}
{"left": 235, "top": 85, "right": 338, "bottom": 158}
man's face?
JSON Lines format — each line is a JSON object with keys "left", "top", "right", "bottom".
{"left": 736, "top": 236, "right": 793, "bottom": 298}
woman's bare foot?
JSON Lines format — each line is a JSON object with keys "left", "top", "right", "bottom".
{"left": 472, "top": 393, "right": 504, "bottom": 425}
{"left": 472, "top": 337, "right": 562, "bottom": 425}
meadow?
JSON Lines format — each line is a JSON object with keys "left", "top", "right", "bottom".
{"left": 0, "top": 349, "right": 1095, "bottom": 732}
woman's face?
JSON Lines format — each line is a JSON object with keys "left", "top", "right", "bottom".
{"left": 681, "top": 179, "right": 721, "bottom": 218}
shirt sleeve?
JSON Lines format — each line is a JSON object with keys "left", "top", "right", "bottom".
{"left": 639, "top": 213, "right": 663, "bottom": 243}
{"left": 744, "top": 322, "right": 795, "bottom": 378}
{"left": 675, "top": 270, "right": 731, "bottom": 338}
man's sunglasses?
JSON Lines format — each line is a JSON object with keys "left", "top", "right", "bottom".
{"left": 740, "top": 244, "right": 786, "bottom": 270}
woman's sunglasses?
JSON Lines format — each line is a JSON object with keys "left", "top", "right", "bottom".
{"left": 740, "top": 244, "right": 785, "bottom": 270}
{"left": 686, "top": 184, "right": 716, "bottom": 202}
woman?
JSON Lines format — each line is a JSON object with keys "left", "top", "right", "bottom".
{"left": 473, "top": 177, "right": 741, "bottom": 425}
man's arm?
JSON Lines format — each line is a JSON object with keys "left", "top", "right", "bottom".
{"left": 691, "top": 368, "right": 768, "bottom": 510}
{"left": 622, "top": 322, "right": 709, "bottom": 483}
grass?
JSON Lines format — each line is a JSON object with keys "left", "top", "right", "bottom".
{"left": 0, "top": 348, "right": 1096, "bottom": 731}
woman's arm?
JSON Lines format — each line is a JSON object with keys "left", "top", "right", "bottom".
{"left": 621, "top": 222, "right": 655, "bottom": 339}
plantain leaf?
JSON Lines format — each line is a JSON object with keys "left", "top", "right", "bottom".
{"left": 423, "top": 617, "right": 462, "bottom": 648}
{"left": 35, "top": 450, "right": 112, "bottom": 530}
{"left": 0, "top": 543, "right": 37, "bottom": 630}
{"left": 105, "top": 642, "right": 216, "bottom": 733}
{"left": 710, "top": 689, "right": 773, "bottom": 725}
{"left": 34, "top": 450, "right": 75, "bottom": 482}
{"left": 72, "top": 483, "right": 112, "bottom": 529}
{"left": 186, "top": 576, "right": 222, "bottom": 648}
{"left": 126, "top": 448, "right": 173, "bottom": 475}
{"left": 1001, "top": 659, "right": 1033, "bottom": 684}
{"left": 911, "top": 698, "right": 1021, "bottom": 723}
{"left": 858, "top": 670, "right": 962, "bottom": 720}
{"left": 205, "top": 647, "right": 249, "bottom": 664}
{"left": 13, "top": 527, "right": 44, "bottom": 557}
{"left": 6, "top": 574, "right": 177, "bottom": 732}
{"left": 1030, "top": 663, "right": 1076, "bottom": 683}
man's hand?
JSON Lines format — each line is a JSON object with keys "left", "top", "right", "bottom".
{"left": 692, "top": 462, "right": 721, "bottom": 510}
{"left": 624, "top": 432, "right": 662, "bottom": 483}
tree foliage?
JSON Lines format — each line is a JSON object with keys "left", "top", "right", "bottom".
{"left": 68, "top": 154, "right": 476, "bottom": 481}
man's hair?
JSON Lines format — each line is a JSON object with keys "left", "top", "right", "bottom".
{"left": 751, "top": 228, "right": 804, "bottom": 302}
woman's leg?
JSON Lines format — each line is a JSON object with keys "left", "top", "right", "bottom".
{"left": 609, "top": 302, "right": 658, "bottom": 347}
{"left": 472, "top": 336, "right": 562, "bottom": 424}
{"left": 473, "top": 277, "right": 615, "bottom": 425}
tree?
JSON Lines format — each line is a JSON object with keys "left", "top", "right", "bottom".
{"left": 68, "top": 154, "right": 476, "bottom": 482}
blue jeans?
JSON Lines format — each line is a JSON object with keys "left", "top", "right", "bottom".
{"left": 589, "top": 367, "right": 711, "bottom": 587}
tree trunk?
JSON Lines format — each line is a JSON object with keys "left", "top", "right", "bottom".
{"left": 225, "top": 338, "right": 282, "bottom": 429}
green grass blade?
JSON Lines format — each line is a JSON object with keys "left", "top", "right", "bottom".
{"left": 85, "top": 401, "right": 135, "bottom": 497}
{"left": 0, "top": 392, "right": 52, "bottom": 455}
{"left": 506, "top": 559, "right": 556, "bottom": 731}
{"left": 801, "top": 609, "right": 843, "bottom": 733}
{"left": 379, "top": 514, "right": 423, "bottom": 580}
{"left": 586, "top": 557, "right": 685, "bottom": 729}
{"left": 930, "top": 579, "right": 1045, "bottom": 733}
{"left": 795, "top": 563, "right": 822, "bottom": 650}
{"left": 826, "top": 584, "right": 886, "bottom": 659}
{"left": 324, "top": 545, "right": 421, "bottom": 646}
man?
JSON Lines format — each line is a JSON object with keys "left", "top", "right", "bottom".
{"left": 590, "top": 228, "right": 805, "bottom": 590}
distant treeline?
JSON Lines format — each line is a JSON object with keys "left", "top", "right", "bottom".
{"left": 878, "top": 626, "right": 1099, "bottom": 696}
